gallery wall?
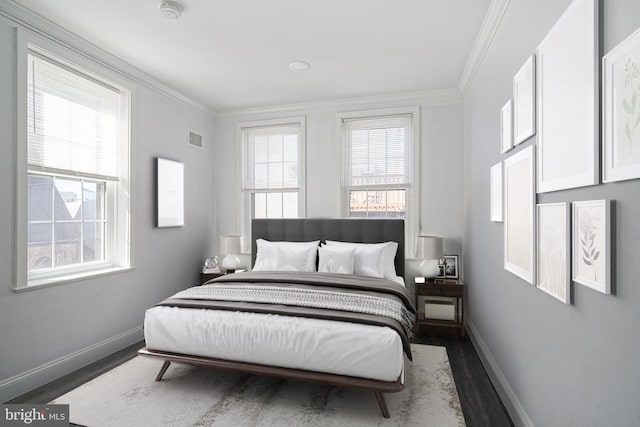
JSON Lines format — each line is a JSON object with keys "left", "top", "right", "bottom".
{"left": 463, "top": 0, "right": 640, "bottom": 425}
{"left": 0, "top": 11, "right": 216, "bottom": 401}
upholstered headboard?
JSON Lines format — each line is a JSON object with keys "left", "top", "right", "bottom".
{"left": 251, "top": 218, "right": 405, "bottom": 279}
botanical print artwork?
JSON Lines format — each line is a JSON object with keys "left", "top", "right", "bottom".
{"left": 536, "top": 0, "right": 598, "bottom": 192}
{"left": 603, "top": 26, "right": 640, "bottom": 182}
{"left": 578, "top": 209, "right": 601, "bottom": 281}
{"left": 513, "top": 55, "right": 536, "bottom": 144}
{"left": 572, "top": 200, "right": 611, "bottom": 294}
{"left": 537, "top": 203, "right": 570, "bottom": 304}
{"left": 504, "top": 146, "right": 534, "bottom": 284}
{"left": 616, "top": 57, "right": 640, "bottom": 166}
{"left": 506, "top": 158, "right": 531, "bottom": 271}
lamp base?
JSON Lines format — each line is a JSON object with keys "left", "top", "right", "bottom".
{"left": 419, "top": 259, "right": 440, "bottom": 279}
{"left": 221, "top": 254, "right": 241, "bottom": 272}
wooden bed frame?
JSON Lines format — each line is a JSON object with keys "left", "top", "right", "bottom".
{"left": 139, "top": 218, "right": 407, "bottom": 418}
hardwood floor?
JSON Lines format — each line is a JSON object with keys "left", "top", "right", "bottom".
{"left": 414, "top": 332, "right": 514, "bottom": 427}
{"left": 11, "top": 335, "right": 512, "bottom": 427}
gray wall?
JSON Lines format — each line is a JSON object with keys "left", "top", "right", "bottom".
{"left": 463, "top": 0, "right": 640, "bottom": 426}
{"left": 0, "top": 17, "right": 216, "bottom": 401}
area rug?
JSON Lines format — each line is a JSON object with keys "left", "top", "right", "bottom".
{"left": 51, "top": 344, "right": 465, "bottom": 426}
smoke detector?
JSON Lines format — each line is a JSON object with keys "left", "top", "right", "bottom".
{"left": 159, "top": 1, "right": 183, "bottom": 19}
{"left": 289, "top": 61, "right": 310, "bottom": 72}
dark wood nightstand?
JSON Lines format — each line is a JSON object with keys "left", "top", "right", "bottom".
{"left": 200, "top": 272, "right": 225, "bottom": 285}
{"left": 414, "top": 279, "right": 465, "bottom": 336}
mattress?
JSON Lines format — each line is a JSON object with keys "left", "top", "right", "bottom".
{"left": 144, "top": 306, "right": 404, "bottom": 382}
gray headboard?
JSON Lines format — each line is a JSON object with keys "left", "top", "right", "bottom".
{"left": 251, "top": 218, "right": 405, "bottom": 279}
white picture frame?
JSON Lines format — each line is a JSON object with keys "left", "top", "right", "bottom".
{"left": 603, "top": 26, "right": 640, "bottom": 183}
{"left": 504, "top": 146, "right": 536, "bottom": 284}
{"left": 500, "top": 100, "right": 513, "bottom": 154}
{"left": 513, "top": 55, "right": 536, "bottom": 144}
{"left": 537, "top": 203, "right": 571, "bottom": 304}
{"left": 490, "top": 162, "right": 503, "bottom": 222}
{"left": 572, "top": 200, "right": 611, "bottom": 294}
{"left": 157, "top": 158, "right": 185, "bottom": 227}
{"left": 536, "top": 0, "right": 599, "bottom": 193}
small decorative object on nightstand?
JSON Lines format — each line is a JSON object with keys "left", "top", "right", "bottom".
{"left": 414, "top": 278, "right": 465, "bottom": 336}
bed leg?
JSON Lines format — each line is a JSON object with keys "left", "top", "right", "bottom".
{"left": 374, "top": 392, "right": 390, "bottom": 418}
{"left": 155, "top": 361, "right": 171, "bottom": 381}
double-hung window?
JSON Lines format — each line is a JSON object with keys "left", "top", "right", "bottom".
{"left": 340, "top": 107, "right": 419, "bottom": 250}
{"left": 17, "top": 43, "right": 131, "bottom": 289}
{"left": 240, "top": 117, "right": 306, "bottom": 249}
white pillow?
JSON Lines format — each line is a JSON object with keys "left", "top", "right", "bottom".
{"left": 324, "top": 240, "right": 398, "bottom": 279}
{"left": 274, "top": 246, "right": 318, "bottom": 272}
{"left": 318, "top": 246, "right": 356, "bottom": 275}
{"left": 252, "top": 239, "right": 319, "bottom": 272}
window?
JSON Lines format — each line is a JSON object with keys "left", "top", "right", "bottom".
{"left": 240, "top": 117, "right": 306, "bottom": 249}
{"left": 17, "top": 43, "right": 131, "bottom": 289}
{"left": 340, "top": 107, "right": 419, "bottom": 251}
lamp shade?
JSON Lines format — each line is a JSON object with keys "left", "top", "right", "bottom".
{"left": 219, "top": 235, "right": 241, "bottom": 255}
{"left": 415, "top": 235, "right": 443, "bottom": 261}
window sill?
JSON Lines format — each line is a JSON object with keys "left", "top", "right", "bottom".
{"left": 13, "top": 266, "right": 135, "bottom": 293}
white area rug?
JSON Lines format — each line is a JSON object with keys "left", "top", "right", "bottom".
{"left": 52, "top": 344, "right": 465, "bottom": 426}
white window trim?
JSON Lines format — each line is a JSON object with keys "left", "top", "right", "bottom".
{"left": 237, "top": 116, "right": 306, "bottom": 253}
{"left": 337, "top": 106, "right": 420, "bottom": 256}
{"left": 14, "top": 28, "right": 135, "bottom": 291}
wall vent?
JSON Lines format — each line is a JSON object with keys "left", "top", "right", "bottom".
{"left": 188, "top": 130, "right": 203, "bottom": 149}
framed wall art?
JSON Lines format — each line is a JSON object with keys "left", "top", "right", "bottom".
{"left": 603, "top": 26, "right": 640, "bottom": 183}
{"left": 513, "top": 55, "right": 536, "bottom": 144}
{"left": 572, "top": 200, "right": 611, "bottom": 294}
{"left": 504, "top": 146, "right": 535, "bottom": 284}
{"left": 490, "top": 162, "right": 503, "bottom": 222}
{"left": 500, "top": 100, "right": 513, "bottom": 154}
{"left": 157, "top": 157, "right": 185, "bottom": 227}
{"left": 536, "top": 0, "right": 599, "bottom": 193}
{"left": 537, "top": 203, "right": 571, "bottom": 304}
{"left": 437, "top": 255, "right": 459, "bottom": 280}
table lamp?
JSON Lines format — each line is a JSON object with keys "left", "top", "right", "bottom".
{"left": 219, "top": 235, "right": 242, "bottom": 273}
{"left": 415, "top": 235, "right": 443, "bottom": 280}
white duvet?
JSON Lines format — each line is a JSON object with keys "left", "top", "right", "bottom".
{"left": 144, "top": 305, "right": 404, "bottom": 382}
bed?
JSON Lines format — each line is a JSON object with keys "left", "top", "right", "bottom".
{"left": 139, "top": 218, "right": 415, "bottom": 418}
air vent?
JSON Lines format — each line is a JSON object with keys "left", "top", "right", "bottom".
{"left": 188, "top": 130, "right": 203, "bottom": 149}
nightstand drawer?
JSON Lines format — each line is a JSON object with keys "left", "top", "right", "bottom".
{"left": 415, "top": 279, "right": 465, "bottom": 336}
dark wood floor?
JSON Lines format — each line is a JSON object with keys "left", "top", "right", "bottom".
{"left": 414, "top": 331, "right": 513, "bottom": 427}
{"left": 11, "top": 334, "right": 512, "bottom": 427}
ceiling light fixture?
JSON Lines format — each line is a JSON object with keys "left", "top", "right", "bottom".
{"left": 289, "top": 61, "right": 311, "bottom": 72}
{"left": 159, "top": 1, "right": 183, "bottom": 20}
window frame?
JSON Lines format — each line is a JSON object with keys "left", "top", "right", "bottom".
{"left": 14, "top": 29, "right": 134, "bottom": 291}
{"left": 337, "top": 106, "right": 420, "bottom": 255}
{"left": 237, "top": 116, "right": 306, "bottom": 252}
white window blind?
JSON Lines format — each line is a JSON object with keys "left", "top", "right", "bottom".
{"left": 27, "top": 51, "right": 120, "bottom": 181}
{"left": 244, "top": 125, "right": 300, "bottom": 190}
{"left": 344, "top": 114, "right": 412, "bottom": 187}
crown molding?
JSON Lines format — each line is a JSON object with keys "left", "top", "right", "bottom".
{"left": 0, "top": 0, "right": 217, "bottom": 117}
{"left": 458, "top": 0, "right": 511, "bottom": 96}
{"left": 218, "top": 88, "right": 462, "bottom": 118}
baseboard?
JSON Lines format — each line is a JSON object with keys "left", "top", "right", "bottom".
{"left": 466, "top": 321, "right": 535, "bottom": 427}
{"left": 0, "top": 325, "right": 143, "bottom": 403}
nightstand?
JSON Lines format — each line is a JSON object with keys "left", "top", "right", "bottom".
{"left": 414, "top": 279, "right": 465, "bottom": 336}
{"left": 200, "top": 272, "right": 225, "bottom": 285}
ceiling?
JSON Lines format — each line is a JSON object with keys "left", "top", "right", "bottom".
{"left": 12, "top": 0, "right": 491, "bottom": 112}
